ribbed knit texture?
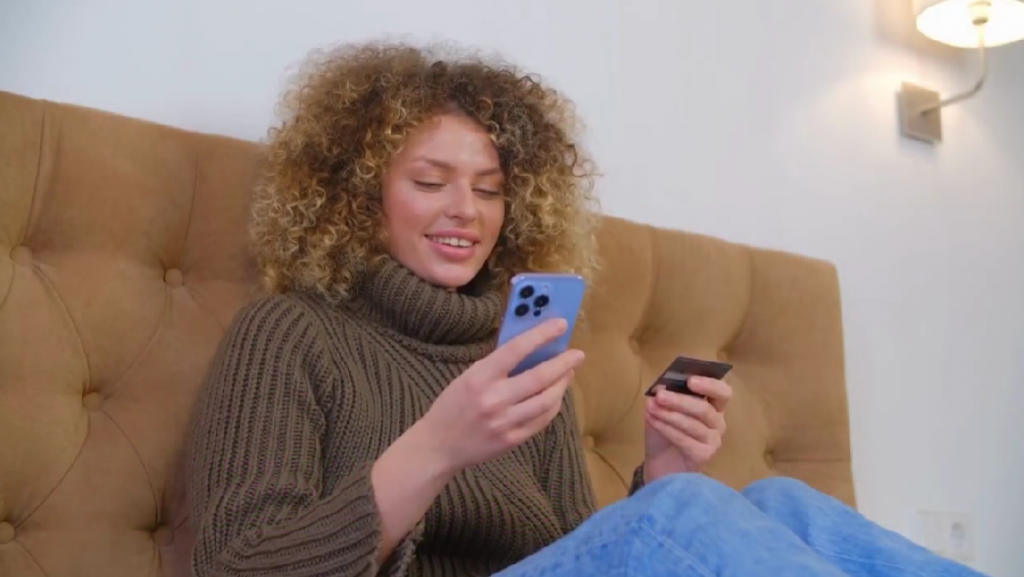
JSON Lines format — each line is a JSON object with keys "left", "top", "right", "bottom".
{"left": 186, "top": 257, "right": 598, "bottom": 577}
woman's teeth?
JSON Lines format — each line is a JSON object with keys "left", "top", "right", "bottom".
{"left": 428, "top": 236, "right": 474, "bottom": 248}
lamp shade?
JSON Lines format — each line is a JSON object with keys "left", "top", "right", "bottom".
{"left": 914, "top": 0, "right": 1024, "bottom": 47}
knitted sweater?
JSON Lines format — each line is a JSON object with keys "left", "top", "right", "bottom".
{"left": 186, "top": 258, "right": 598, "bottom": 577}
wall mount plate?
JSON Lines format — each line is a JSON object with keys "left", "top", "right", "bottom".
{"left": 898, "top": 82, "right": 943, "bottom": 143}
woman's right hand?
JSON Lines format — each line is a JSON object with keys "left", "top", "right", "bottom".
{"left": 371, "top": 318, "right": 584, "bottom": 564}
{"left": 420, "top": 318, "right": 586, "bottom": 473}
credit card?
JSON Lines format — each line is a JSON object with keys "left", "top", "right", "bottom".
{"left": 644, "top": 356, "right": 733, "bottom": 397}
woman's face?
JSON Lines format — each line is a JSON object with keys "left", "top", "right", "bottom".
{"left": 382, "top": 113, "right": 506, "bottom": 289}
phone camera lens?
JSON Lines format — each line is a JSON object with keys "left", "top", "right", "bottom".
{"left": 514, "top": 303, "right": 530, "bottom": 317}
{"left": 519, "top": 285, "right": 535, "bottom": 299}
{"left": 534, "top": 294, "right": 549, "bottom": 308}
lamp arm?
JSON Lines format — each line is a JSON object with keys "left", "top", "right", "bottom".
{"left": 916, "top": 42, "right": 988, "bottom": 116}
{"left": 915, "top": 22, "right": 988, "bottom": 116}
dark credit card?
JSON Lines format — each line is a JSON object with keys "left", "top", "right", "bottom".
{"left": 645, "top": 356, "right": 733, "bottom": 397}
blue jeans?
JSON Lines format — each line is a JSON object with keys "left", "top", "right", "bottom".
{"left": 495, "top": 474, "right": 987, "bottom": 576}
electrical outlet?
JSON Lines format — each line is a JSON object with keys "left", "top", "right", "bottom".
{"left": 914, "top": 510, "right": 975, "bottom": 563}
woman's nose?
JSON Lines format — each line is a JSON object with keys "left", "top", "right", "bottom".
{"left": 443, "top": 184, "right": 478, "bottom": 221}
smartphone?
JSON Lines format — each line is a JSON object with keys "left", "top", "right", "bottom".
{"left": 645, "top": 356, "right": 733, "bottom": 397}
{"left": 496, "top": 272, "right": 586, "bottom": 377}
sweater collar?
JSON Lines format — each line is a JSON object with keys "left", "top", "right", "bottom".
{"left": 351, "top": 257, "right": 502, "bottom": 351}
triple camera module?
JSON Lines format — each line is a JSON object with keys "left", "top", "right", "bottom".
{"left": 513, "top": 284, "right": 549, "bottom": 318}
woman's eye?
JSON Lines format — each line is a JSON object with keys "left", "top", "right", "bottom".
{"left": 414, "top": 180, "right": 445, "bottom": 190}
{"left": 475, "top": 188, "right": 501, "bottom": 196}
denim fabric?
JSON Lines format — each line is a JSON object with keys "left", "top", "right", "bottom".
{"left": 494, "top": 474, "right": 988, "bottom": 577}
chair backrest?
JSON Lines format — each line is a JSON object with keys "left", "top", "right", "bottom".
{"left": 0, "top": 91, "right": 853, "bottom": 577}
{"left": 574, "top": 215, "right": 854, "bottom": 509}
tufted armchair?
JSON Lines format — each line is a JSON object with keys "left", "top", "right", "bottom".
{"left": 0, "top": 90, "right": 854, "bottom": 577}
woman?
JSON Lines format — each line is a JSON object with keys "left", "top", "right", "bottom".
{"left": 186, "top": 41, "right": 984, "bottom": 577}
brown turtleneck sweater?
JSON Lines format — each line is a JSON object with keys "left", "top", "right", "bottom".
{"left": 186, "top": 259, "right": 598, "bottom": 577}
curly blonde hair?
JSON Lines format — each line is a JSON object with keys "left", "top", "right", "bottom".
{"left": 251, "top": 40, "right": 600, "bottom": 301}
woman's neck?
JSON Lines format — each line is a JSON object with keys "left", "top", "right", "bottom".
{"left": 348, "top": 256, "right": 503, "bottom": 347}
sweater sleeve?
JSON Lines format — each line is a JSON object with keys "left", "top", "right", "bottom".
{"left": 541, "top": 385, "right": 598, "bottom": 534}
{"left": 186, "top": 296, "right": 421, "bottom": 577}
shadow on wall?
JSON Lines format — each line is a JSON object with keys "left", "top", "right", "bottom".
{"left": 979, "top": 52, "right": 1024, "bottom": 185}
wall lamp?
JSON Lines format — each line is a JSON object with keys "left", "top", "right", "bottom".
{"left": 899, "top": 0, "right": 1024, "bottom": 143}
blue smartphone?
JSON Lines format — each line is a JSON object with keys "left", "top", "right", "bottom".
{"left": 496, "top": 272, "right": 586, "bottom": 377}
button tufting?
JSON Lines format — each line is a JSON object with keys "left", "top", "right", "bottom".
{"left": 764, "top": 450, "right": 775, "bottom": 467}
{"left": 583, "top": 436, "right": 596, "bottom": 450}
{"left": 153, "top": 526, "right": 174, "bottom": 546}
{"left": 83, "top": 392, "right": 104, "bottom": 412}
{"left": 0, "top": 522, "right": 14, "bottom": 545}
{"left": 10, "top": 246, "right": 32, "bottom": 265}
{"left": 164, "top": 268, "right": 184, "bottom": 288}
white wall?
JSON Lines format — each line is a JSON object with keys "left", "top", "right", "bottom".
{"left": 3, "top": 0, "right": 1022, "bottom": 574}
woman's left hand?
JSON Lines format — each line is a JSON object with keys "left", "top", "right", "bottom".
{"left": 642, "top": 376, "right": 732, "bottom": 482}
